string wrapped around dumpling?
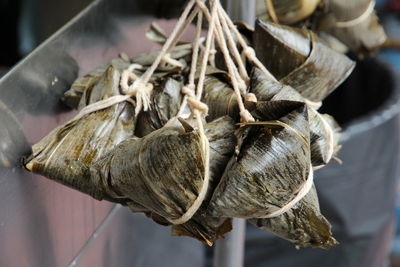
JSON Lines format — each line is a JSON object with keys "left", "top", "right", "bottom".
{"left": 208, "top": 100, "right": 312, "bottom": 219}
{"left": 253, "top": 19, "right": 355, "bottom": 102}
{"left": 244, "top": 101, "right": 337, "bottom": 249}
{"left": 172, "top": 116, "right": 236, "bottom": 245}
{"left": 89, "top": 123, "right": 207, "bottom": 224}
{"left": 24, "top": 66, "right": 136, "bottom": 201}
{"left": 197, "top": 66, "right": 339, "bottom": 168}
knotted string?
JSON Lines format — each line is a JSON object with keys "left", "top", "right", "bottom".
{"left": 168, "top": 1, "right": 213, "bottom": 225}
{"left": 70, "top": 0, "right": 198, "bottom": 121}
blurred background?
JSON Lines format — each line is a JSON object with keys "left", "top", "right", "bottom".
{"left": 0, "top": 0, "right": 93, "bottom": 74}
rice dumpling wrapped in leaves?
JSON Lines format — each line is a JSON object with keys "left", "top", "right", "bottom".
{"left": 249, "top": 186, "right": 338, "bottom": 249}
{"left": 89, "top": 124, "right": 207, "bottom": 224}
{"left": 208, "top": 100, "right": 312, "bottom": 219}
{"left": 172, "top": 116, "right": 236, "bottom": 245}
{"left": 254, "top": 19, "right": 355, "bottom": 102}
{"left": 250, "top": 68, "right": 338, "bottom": 167}
{"left": 242, "top": 100, "right": 337, "bottom": 249}
{"left": 63, "top": 44, "right": 192, "bottom": 110}
{"left": 63, "top": 55, "right": 132, "bottom": 109}
{"left": 24, "top": 66, "right": 136, "bottom": 200}
{"left": 318, "top": 0, "right": 386, "bottom": 54}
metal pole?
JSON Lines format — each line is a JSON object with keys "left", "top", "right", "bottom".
{"left": 213, "top": 2, "right": 256, "bottom": 266}
{"left": 213, "top": 219, "right": 247, "bottom": 267}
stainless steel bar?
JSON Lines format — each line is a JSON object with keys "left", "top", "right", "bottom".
{"left": 213, "top": 219, "right": 246, "bottom": 267}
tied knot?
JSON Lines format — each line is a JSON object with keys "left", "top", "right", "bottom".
{"left": 182, "top": 85, "right": 196, "bottom": 97}
{"left": 130, "top": 80, "right": 154, "bottom": 115}
{"left": 120, "top": 64, "right": 154, "bottom": 115}
{"left": 182, "top": 85, "right": 209, "bottom": 115}
{"left": 120, "top": 64, "right": 143, "bottom": 95}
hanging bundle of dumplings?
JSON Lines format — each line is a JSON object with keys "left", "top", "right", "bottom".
{"left": 24, "top": 0, "right": 356, "bottom": 249}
